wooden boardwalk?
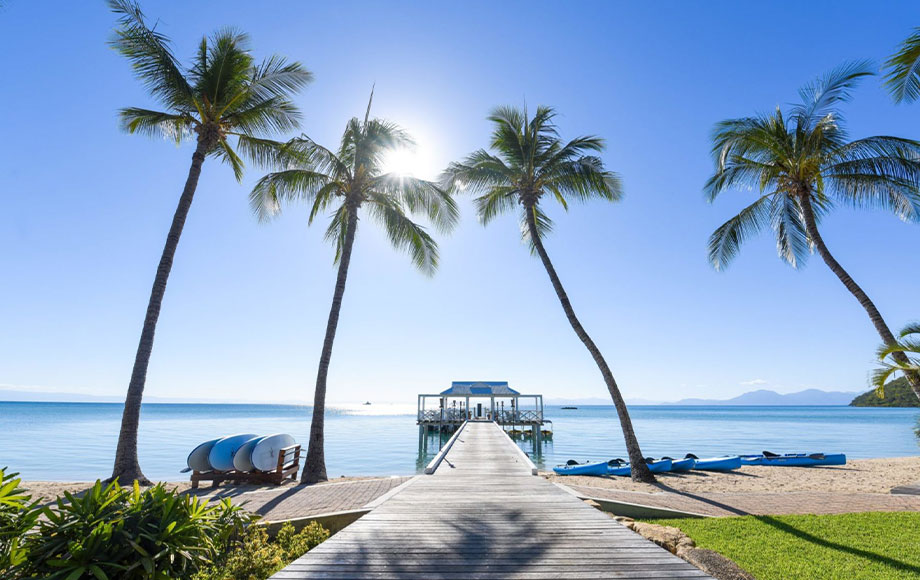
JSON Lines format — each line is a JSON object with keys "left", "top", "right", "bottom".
{"left": 272, "top": 421, "right": 710, "bottom": 579}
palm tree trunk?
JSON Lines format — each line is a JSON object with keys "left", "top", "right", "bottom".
{"left": 302, "top": 209, "right": 359, "bottom": 483}
{"left": 111, "top": 140, "right": 209, "bottom": 484}
{"left": 799, "top": 197, "right": 920, "bottom": 400}
{"left": 524, "top": 206, "right": 654, "bottom": 482}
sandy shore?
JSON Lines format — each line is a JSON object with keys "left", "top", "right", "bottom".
{"left": 542, "top": 457, "right": 920, "bottom": 494}
{"left": 21, "top": 475, "right": 383, "bottom": 503}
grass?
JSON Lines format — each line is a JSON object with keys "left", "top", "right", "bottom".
{"left": 649, "top": 512, "right": 920, "bottom": 580}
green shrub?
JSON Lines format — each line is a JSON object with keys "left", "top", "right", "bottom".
{"left": 196, "top": 521, "right": 329, "bottom": 580}
{"left": 0, "top": 468, "right": 40, "bottom": 578}
{"left": 23, "top": 480, "right": 253, "bottom": 580}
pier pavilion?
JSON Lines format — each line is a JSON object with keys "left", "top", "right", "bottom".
{"left": 417, "top": 380, "right": 547, "bottom": 440}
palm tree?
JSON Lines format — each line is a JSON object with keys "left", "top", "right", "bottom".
{"left": 442, "top": 106, "right": 655, "bottom": 483}
{"left": 108, "top": 0, "right": 312, "bottom": 484}
{"left": 250, "top": 92, "right": 459, "bottom": 483}
{"left": 884, "top": 27, "right": 920, "bottom": 103}
{"left": 873, "top": 323, "right": 920, "bottom": 401}
{"left": 705, "top": 61, "right": 920, "bottom": 399}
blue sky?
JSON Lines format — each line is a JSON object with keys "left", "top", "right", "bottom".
{"left": 1, "top": 1, "right": 919, "bottom": 404}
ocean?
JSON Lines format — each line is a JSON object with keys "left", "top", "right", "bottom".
{"left": 1, "top": 402, "right": 917, "bottom": 481}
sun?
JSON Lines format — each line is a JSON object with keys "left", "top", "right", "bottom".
{"left": 379, "top": 123, "right": 441, "bottom": 179}
{"left": 381, "top": 147, "right": 421, "bottom": 177}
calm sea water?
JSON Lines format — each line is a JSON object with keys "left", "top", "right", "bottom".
{"left": 1, "top": 402, "right": 917, "bottom": 481}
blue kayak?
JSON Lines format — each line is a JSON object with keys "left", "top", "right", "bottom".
{"left": 741, "top": 452, "right": 846, "bottom": 467}
{"left": 686, "top": 454, "right": 742, "bottom": 471}
{"left": 607, "top": 458, "right": 673, "bottom": 477}
{"left": 553, "top": 460, "right": 609, "bottom": 476}
{"left": 666, "top": 457, "right": 696, "bottom": 472}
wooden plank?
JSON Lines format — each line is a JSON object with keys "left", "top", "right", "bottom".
{"left": 271, "top": 422, "right": 711, "bottom": 579}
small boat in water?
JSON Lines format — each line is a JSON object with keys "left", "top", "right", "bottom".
{"left": 741, "top": 451, "right": 846, "bottom": 467}
{"left": 561, "top": 406, "right": 578, "bottom": 410}
{"left": 607, "top": 458, "right": 673, "bottom": 477}
{"left": 686, "top": 454, "right": 742, "bottom": 471}
{"left": 553, "top": 460, "right": 609, "bottom": 476}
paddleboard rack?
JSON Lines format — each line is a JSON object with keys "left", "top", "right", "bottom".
{"left": 190, "top": 443, "right": 301, "bottom": 489}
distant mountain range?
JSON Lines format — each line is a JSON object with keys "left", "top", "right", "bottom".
{"left": 549, "top": 388, "right": 859, "bottom": 406}
{"left": 667, "top": 388, "right": 858, "bottom": 406}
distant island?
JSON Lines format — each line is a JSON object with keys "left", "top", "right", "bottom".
{"left": 850, "top": 378, "right": 919, "bottom": 407}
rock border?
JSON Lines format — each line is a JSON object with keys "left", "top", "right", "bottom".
{"left": 586, "top": 500, "right": 755, "bottom": 580}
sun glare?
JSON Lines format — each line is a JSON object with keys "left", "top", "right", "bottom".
{"left": 382, "top": 147, "right": 420, "bottom": 177}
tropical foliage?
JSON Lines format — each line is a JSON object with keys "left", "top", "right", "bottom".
{"left": 250, "top": 93, "right": 459, "bottom": 482}
{"left": 884, "top": 27, "right": 920, "bottom": 103}
{"left": 195, "top": 522, "right": 328, "bottom": 580}
{"left": 872, "top": 324, "right": 920, "bottom": 399}
{"left": 705, "top": 61, "right": 920, "bottom": 397}
{"left": 15, "top": 481, "right": 252, "bottom": 580}
{"left": 442, "top": 106, "right": 655, "bottom": 482}
{"left": 0, "top": 468, "right": 39, "bottom": 578}
{"left": 107, "top": 0, "right": 312, "bottom": 483}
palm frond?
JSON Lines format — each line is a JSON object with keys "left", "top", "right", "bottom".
{"left": 366, "top": 193, "right": 439, "bottom": 275}
{"left": 190, "top": 28, "right": 253, "bottom": 116}
{"left": 520, "top": 204, "right": 554, "bottom": 254}
{"left": 441, "top": 151, "right": 515, "bottom": 194}
{"left": 901, "top": 322, "right": 920, "bottom": 338}
{"left": 213, "top": 138, "right": 245, "bottom": 181}
{"left": 249, "top": 169, "right": 332, "bottom": 221}
{"left": 791, "top": 60, "right": 874, "bottom": 125}
{"left": 708, "top": 193, "right": 773, "bottom": 270}
{"left": 244, "top": 55, "right": 314, "bottom": 106}
{"left": 474, "top": 187, "right": 519, "bottom": 226}
{"left": 541, "top": 156, "right": 623, "bottom": 204}
{"left": 117, "top": 107, "right": 193, "bottom": 143}
{"left": 884, "top": 28, "right": 920, "bottom": 103}
{"left": 108, "top": 0, "right": 193, "bottom": 111}
{"left": 323, "top": 204, "right": 354, "bottom": 264}
{"left": 769, "top": 193, "right": 809, "bottom": 268}
{"left": 826, "top": 136, "right": 920, "bottom": 221}
{"left": 375, "top": 174, "right": 459, "bottom": 233}
{"left": 233, "top": 134, "right": 301, "bottom": 170}
{"left": 224, "top": 96, "right": 302, "bottom": 136}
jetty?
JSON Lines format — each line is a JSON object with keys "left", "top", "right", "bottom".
{"left": 272, "top": 421, "right": 710, "bottom": 579}
{"left": 417, "top": 380, "right": 550, "bottom": 442}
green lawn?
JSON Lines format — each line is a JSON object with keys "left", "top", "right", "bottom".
{"left": 649, "top": 512, "right": 920, "bottom": 580}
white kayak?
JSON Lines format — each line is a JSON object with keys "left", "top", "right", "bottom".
{"left": 233, "top": 435, "right": 267, "bottom": 472}
{"left": 187, "top": 438, "right": 220, "bottom": 472}
{"left": 209, "top": 433, "right": 259, "bottom": 471}
{"left": 251, "top": 433, "right": 296, "bottom": 472}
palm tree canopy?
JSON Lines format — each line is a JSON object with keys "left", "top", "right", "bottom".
{"left": 249, "top": 93, "right": 459, "bottom": 274}
{"left": 872, "top": 322, "right": 920, "bottom": 395}
{"left": 108, "top": 0, "right": 313, "bottom": 180}
{"left": 705, "top": 61, "right": 920, "bottom": 270}
{"left": 441, "top": 105, "right": 622, "bottom": 249}
{"left": 885, "top": 27, "right": 920, "bottom": 103}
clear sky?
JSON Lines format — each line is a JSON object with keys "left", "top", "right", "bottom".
{"left": 1, "top": 1, "right": 919, "bottom": 404}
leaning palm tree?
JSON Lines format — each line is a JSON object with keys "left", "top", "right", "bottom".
{"left": 442, "top": 106, "right": 655, "bottom": 482}
{"left": 872, "top": 323, "right": 920, "bottom": 400}
{"left": 884, "top": 27, "right": 920, "bottom": 103}
{"left": 706, "top": 61, "right": 920, "bottom": 399}
{"left": 108, "top": 0, "right": 312, "bottom": 484}
{"left": 250, "top": 93, "right": 459, "bottom": 483}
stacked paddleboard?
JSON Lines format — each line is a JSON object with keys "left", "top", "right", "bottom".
{"left": 187, "top": 433, "right": 297, "bottom": 473}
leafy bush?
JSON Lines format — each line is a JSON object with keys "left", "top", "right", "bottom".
{"left": 22, "top": 480, "right": 253, "bottom": 580}
{"left": 0, "top": 468, "right": 40, "bottom": 578}
{"left": 196, "top": 521, "right": 329, "bottom": 580}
